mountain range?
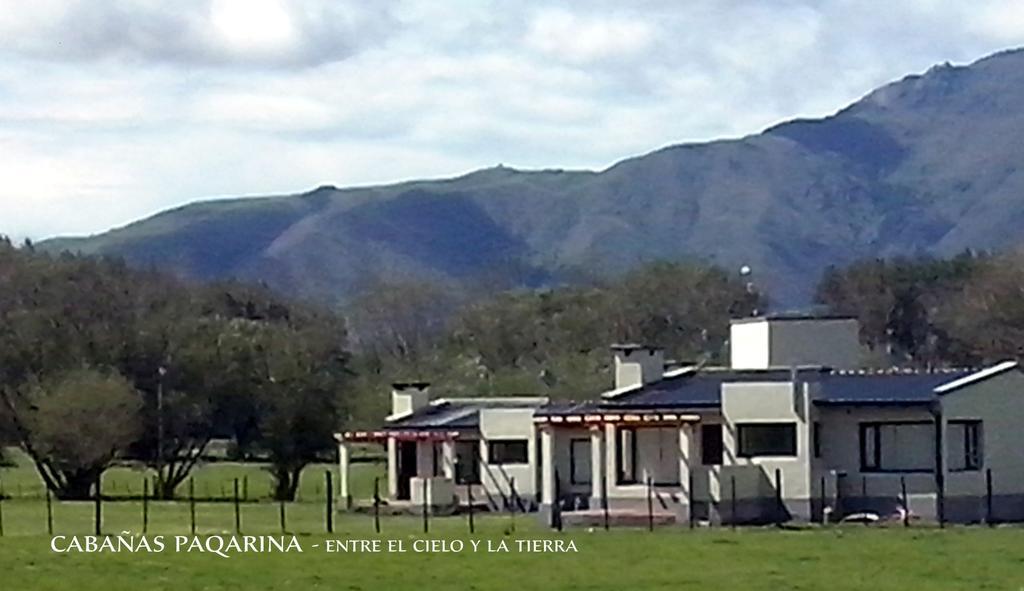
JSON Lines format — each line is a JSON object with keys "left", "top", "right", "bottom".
{"left": 41, "top": 48, "right": 1024, "bottom": 305}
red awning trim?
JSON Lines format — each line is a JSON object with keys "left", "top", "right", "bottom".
{"left": 342, "top": 430, "right": 460, "bottom": 442}
{"left": 534, "top": 413, "right": 700, "bottom": 426}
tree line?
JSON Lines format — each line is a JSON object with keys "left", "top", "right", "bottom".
{"left": 6, "top": 233, "right": 1023, "bottom": 502}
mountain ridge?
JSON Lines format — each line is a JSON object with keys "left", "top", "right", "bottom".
{"left": 40, "top": 48, "right": 1024, "bottom": 305}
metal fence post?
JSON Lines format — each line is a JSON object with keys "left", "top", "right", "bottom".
{"left": 94, "top": 474, "right": 102, "bottom": 536}
{"left": 509, "top": 477, "right": 517, "bottom": 534}
{"left": 731, "top": 474, "right": 738, "bottom": 529}
{"left": 422, "top": 478, "right": 429, "bottom": 534}
{"left": 233, "top": 478, "right": 241, "bottom": 534}
{"left": 143, "top": 478, "right": 150, "bottom": 534}
{"left": 646, "top": 475, "right": 654, "bottom": 532}
{"left": 819, "top": 476, "right": 826, "bottom": 525}
{"left": 986, "top": 468, "right": 994, "bottom": 526}
{"left": 774, "top": 468, "right": 783, "bottom": 526}
{"left": 0, "top": 477, "right": 5, "bottom": 537}
{"left": 373, "top": 477, "right": 381, "bottom": 534}
{"left": 467, "top": 482, "right": 475, "bottom": 534}
{"left": 602, "top": 472, "right": 610, "bottom": 531}
{"left": 189, "top": 477, "right": 197, "bottom": 535}
{"left": 687, "top": 470, "right": 695, "bottom": 529}
{"left": 900, "top": 476, "right": 909, "bottom": 527}
{"left": 46, "top": 488, "right": 54, "bottom": 535}
{"left": 326, "top": 470, "right": 334, "bottom": 534}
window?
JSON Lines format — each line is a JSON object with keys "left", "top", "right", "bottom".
{"left": 701, "top": 424, "right": 723, "bottom": 465}
{"left": 569, "top": 439, "right": 592, "bottom": 485}
{"left": 487, "top": 439, "right": 528, "bottom": 464}
{"left": 948, "top": 421, "right": 982, "bottom": 472}
{"left": 860, "top": 422, "right": 934, "bottom": 473}
{"left": 737, "top": 423, "right": 797, "bottom": 457}
{"left": 615, "top": 428, "right": 637, "bottom": 484}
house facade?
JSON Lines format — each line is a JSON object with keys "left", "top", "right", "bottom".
{"left": 338, "top": 315, "right": 1024, "bottom": 524}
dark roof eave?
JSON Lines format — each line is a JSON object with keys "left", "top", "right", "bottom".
{"left": 814, "top": 399, "right": 935, "bottom": 407}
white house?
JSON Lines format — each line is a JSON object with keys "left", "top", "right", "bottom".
{"left": 338, "top": 315, "right": 1024, "bottom": 525}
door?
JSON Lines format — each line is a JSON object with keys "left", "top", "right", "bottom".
{"left": 397, "top": 440, "right": 418, "bottom": 500}
{"left": 570, "top": 439, "right": 592, "bottom": 485}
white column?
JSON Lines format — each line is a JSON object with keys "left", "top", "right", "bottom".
{"left": 604, "top": 423, "right": 617, "bottom": 494}
{"left": 590, "top": 426, "right": 603, "bottom": 503}
{"left": 387, "top": 437, "right": 399, "bottom": 499}
{"left": 338, "top": 440, "right": 351, "bottom": 509}
{"left": 679, "top": 423, "right": 693, "bottom": 522}
{"left": 441, "top": 439, "right": 456, "bottom": 479}
{"left": 540, "top": 426, "right": 555, "bottom": 506}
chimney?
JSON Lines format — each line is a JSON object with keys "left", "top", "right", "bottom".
{"left": 611, "top": 344, "right": 665, "bottom": 390}
{"left": 390, "top": 382, "right": 431, "bottom": 418}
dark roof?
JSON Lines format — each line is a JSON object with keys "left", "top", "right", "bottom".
{"left": 816, "top": 370, "right": 974, "bottom": 406}
{"left": 383, "top": 399, "right": 546, "bottom": 431}
{"left": 604, "top": 368, "right": 816, "bottom": 409}
{"left": 730, "top": 313, "right": 857, "bottom": 324}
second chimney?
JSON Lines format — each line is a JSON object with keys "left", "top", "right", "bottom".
{"left": 390, "top": 382, "right": 431, "bottom": 418}
{"left": 611, "top": 344, "right": 665, "bottom": 390}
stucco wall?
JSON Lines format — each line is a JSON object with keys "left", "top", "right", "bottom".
{"left": 941, "top": 370, "right": 1024, "bottom": 521}
{"left": 730, "top": 318, "right": 860, "bottom": 370}
{"left": 479, "top": 408, "right": 538, "bottom": 498}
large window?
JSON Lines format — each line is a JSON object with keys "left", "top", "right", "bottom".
{"left": 737, "top": 423, "right": 797, "bottom": 457}
{"left": 860, "top": 422, "right": 933, "bottom": 473}
{"left": 455, "top": 440, "right": 481, "bottom": 484}
{"left": 948, "top": 421, "right": 982, "bottom": 472}
{"left": 487, "top": 439, "right": 528, "bottom": 464}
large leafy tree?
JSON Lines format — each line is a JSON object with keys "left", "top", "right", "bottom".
{"left": 7, "top": 368, "right": 142, "bottom": 499}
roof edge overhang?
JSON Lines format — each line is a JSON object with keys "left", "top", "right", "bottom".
{"left": 933, "top": 360, "right": 1019, "bottom": 395}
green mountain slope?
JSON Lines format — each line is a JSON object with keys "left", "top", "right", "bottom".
{"left": 41, "top": 48, "right": 1024, "bottom": 305}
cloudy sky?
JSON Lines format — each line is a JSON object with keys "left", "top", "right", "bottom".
{"left": 2, "top": 0, "right": 1024, "bottom": 241}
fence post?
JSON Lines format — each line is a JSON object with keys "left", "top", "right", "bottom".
{"left": 422, "top": 478, "right": 429, "bottom": 534}
{"left": 646, "top": 475, "right": 654, "bottom": 532}
{"left": 0, "top": 477, "right": 4, "bottom": 537}
{"left": 688, "top": 470, "right": 696, "bottom": 529}
{"left": 601, "top": 472, "right": 610, "bottom": 531}
{"left": 233, "top": 478, "right": 241, "bottom": 534}
{"left": 94, "top": 474, "right": 102, "bottom": 536}
{"left": 279, "top": 498, "right": 287, "bottom": 534}
{"left": 143, "top": 478, "right": 150, "bottom": 534}
{"left": 985, "top": 468, "right": 994, "bottom": 526}
{"left": 189, "top": 478, "right": 196, "bottom": 535}
{"left": 819, "top": 476, "right": 826, "bottom": 525}
{"left": 509, "top": 477, "right": 517, "bottom": 534}
{"left": 900, "top": 476, "right": 909, "bottom": 527}
{"left": 326, "top": 470, "right": 334, "bottom": 534}
{"left": 467, "top": 482, "right": 475, "bottom": 534}
{"left": 373, "top": 477, "right": 381, "bottom": 534}
{"left": 46, "top": 488, "right": 54, "bottom": 535}
{"left": 774, "top": 468, "right": 783, "bottom": 527}
{"left": 731, "top": 474, "right": 738, "bottom": 529}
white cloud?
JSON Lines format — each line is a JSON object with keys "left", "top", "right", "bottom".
{"left": 1, "top": 0, "right": 1023, "bottom": 241}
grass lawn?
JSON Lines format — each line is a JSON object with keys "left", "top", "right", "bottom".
{"left": 2, "top": 521, "right": 1024, "bottom": 590}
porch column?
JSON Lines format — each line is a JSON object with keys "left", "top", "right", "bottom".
{"left": 604, "top": 423, "right": 617, "bottom": 495}
{"left": 540, "top": 425, "right": 556, "bottom": 506}
{"left": 338, "top": 440, "right": 352, "bottom": 509}
{"left": 387, "top": 437, "right": 399, "bottom": 499}
{"left": 590, "top": 426, "right": 604, "bottom": 505}
{"left": 441, "top": 439, "right": 456, "bottom": 479}
{"left": 679, "top": 423, "right": 693, "bottom": 522}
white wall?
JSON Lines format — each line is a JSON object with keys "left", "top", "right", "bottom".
{"left": 730, "top": 318, "right": 860, "bottom": 370}
{"left": 479, "top": 408, "right": 537, "bottom": 497}
{"left": 729, "top": 321, "right": 770, "bottom": 369}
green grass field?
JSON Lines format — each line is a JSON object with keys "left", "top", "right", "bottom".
{"left": 0, "top": 447, "right": 385, "bottom": 502}
{"left": 4, "top": 449, "right": 1024, "bottom": 590}
{"left": 3, "top": 522, "right": 1024, "bottom": 590}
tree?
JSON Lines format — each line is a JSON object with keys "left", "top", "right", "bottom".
{"left": 6, "top": 368, "right": 142, "bottom": 499}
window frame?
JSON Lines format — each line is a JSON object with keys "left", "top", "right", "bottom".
{"left": 948, "top": 420, "right": 983, "bottom": 472}
{"left": 859, "top": 421, "right": 934, "bottom": 474}
{"left": 615, "top": 427, "right": 638, "bottom": 485}
{"left": 736, "top": 422, "right": 798, "bottom": 458}
{"left": 486, "top": 439, "right": 529, "bottom": 465}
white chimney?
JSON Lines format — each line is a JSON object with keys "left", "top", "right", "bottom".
{"left": 390, "top": 382, "right": 431, "bottom": 418}
{"left": 612, "top": 344, "right": 665, "bottom": 390}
